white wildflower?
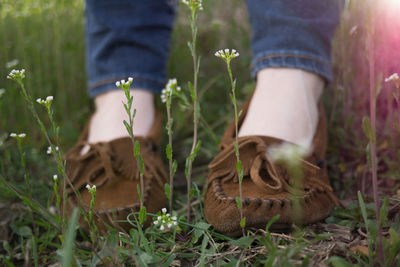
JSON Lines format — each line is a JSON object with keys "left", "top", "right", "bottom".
{"left": 47, "top": 146, "right": 59, "bottom": 155}
{"left": 86, "top": 184, "right": 96, "bottom": 193}
{"left": 115, "top": 77, "right": 133, "bottom": 89}
{"left": 10, "top": 133, "right": 17, "bottom": 137}
{"left": 53, "top": 175, "right": 58, "bottom": 182}
{"left": 18, "top": 133, "right": 26, "bottom": 138}
{"left": 7, "top": 69, "right": 25, "bottom": 80}
{"left": 181, "top": 0, "right": 203, "bottom": 11}
{"left": 161, "top": 78, "right": 179, "bottom": 104}
{"left": 36, "top": 96, "right": 54, "bottom": 107}
{"left": 385, "top": 73, "right": 399, "bottom": 83}
{"left": 267, "top": 142, "right": 310, "bottom": 168}
{"left": 5, "top": 59, "right": 19, "bottom": 69}
{"left": 153, "top": 207, "right": 179, "bottom": 231}
{"left": 0, "top": 89, "right": 5, "bottom": 98}
{"left": 214, "top": 49, "right": 239, "bottom": 61}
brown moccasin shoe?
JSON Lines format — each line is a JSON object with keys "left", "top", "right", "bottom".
{"left": 64, "top": 112, "right": 167, "bottom": 232}
{"left": 204, "top": 99, "right": 340, "bottom": 237}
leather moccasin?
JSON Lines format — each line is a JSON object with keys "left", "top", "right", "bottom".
{"left": 64, "top": 112, "right": 167, "bottom": 232}
{"left": 204, "top": 99, "right": 340, "bottom": 237}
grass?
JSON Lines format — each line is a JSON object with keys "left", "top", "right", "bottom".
{"left": 1, "top": 0, "right": 400, "bottom": 266}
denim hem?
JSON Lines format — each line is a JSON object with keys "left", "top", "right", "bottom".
{"left": 250, "top": 50, "right": 333, "bottom": 83}
{"left": 88, "top": 74, "right": 165, "bottom": 98}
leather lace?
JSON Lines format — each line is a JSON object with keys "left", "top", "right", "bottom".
{"left": 208, "top": 136, "right": 340, "bottom": 205}
{"left": 66, "top": 138, "right": 165, "bottom": 194}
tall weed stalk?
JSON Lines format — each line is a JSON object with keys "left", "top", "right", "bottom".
{"left": 182, "top": 0, "right": 203, "bottom": 223}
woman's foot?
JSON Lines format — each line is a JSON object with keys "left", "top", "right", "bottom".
{"left": 238, "top": 68, "right": 324, "bottom": 149}
{"left": 81, "top": 89, "right": 155, "bottom": 154}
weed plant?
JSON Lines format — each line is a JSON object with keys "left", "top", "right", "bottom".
{"left": 1, "top": 0, "right": 400, "bottom": 266}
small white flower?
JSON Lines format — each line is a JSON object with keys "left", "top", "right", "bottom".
{"left": 160, "top": 225, "right": 165, "bottom": 231}
{"left": 267, "top": 142, "right": 310, "bottom": 167}
{"left": 162, "top": 208, "right": 167, "bottom": 213}
{"left": 5, "top": 59, "right": 19, "bottom": 69}
{"left": 153, "top": 220, "right": 159, "bottom": 225}
{"left": 0, "top": 88, "right": 5, "bottom": 98}
{"left": 46, "top": 96, "right": 53, "bottom": 102}
{"left": 53, "top": 174, "right": 58, "bottom": 181}
{"left": 128, "top": 77, "right": 133, "bottom": 82}
{"left": 7, "top": 69, "right": 25, "bottom": 80}
{"left": 121, "top": 79, "right": 125, "bottom": 84}
{"left": 86, "top": 184, "right": 96, "bottom": 193}
{"left": 385, "top": 73, "right": 399, "bottom": 83}
{"left": 172, "top": 216, "right": 177, "bottom": 221}
{"left": 10, "top": 133, "right": 17, "bottom": 137}
{"left": 215, "top": 48, "right": 240, "bottom": 61}
{"left": 36, "top": 98, "right": 44, "bottom": 104}
{"left": 157, "top": 216, "right": 161, "bottom": 220}
{"left": 47, "top": 146, "right": 59, "bottom": 154}
{"left": 18, "top": 133, "right": 26, "bottom": 138}
{"left": 173, "top": 221, "right": 178, "bottom": 226}
{"left": 167, "top": 223, "right": 172, "bottom": 228}
{"left": 115, "top": 81, "right": 121, "bottom": 87}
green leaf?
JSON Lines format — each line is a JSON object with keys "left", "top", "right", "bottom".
{"left": 134, "top": 140, "right": 141, "bottom": 157}
{"left": 188, "top": 82, "right": 196, "bottom": 102}
{"left": 192, "top": 221, "right": 211, "bottom": 244}
{"left": 164, "top": 183, "right": 170, "bottom": 199}
{"left": 240, "top": 217, "right": 246, "bottom": 229}
{"left": 379, "top": 197, "right": 389, "bottom": 226}
{"left": 236, "top": 160, "right": 242, "bottom": 174}
{"left": 123, "top": 120, "right": 132, "bottom": 136}
{"left": 132, "top": 108, "right": 137, "bottom": 120}
{"left": 229, "top": 236, "right": 253, "bottom": 247}
{"left": 185, "top": 158, "right": 190, "bottom": 179}
{"left": 235, "top": 196, "right": 241, "bottom": 210}
{"left": 362, "top": 116, "right": 376, "bottom": 143}
{"left": 238, "top": 109, "right": 243, "bottom": 118}
{"left": 190, "top": 188, "right": 197, "bottom": 198}
{"left": 139, "top": 206, "right": 147, "bottom": 225}
{"left": 166, "top": 143, "right": 172, "bottom": 160}
{"left": 138, "top": 156, "right": 144, "bottom": 174}
{"left": 189, "top": 140, "right": 202, "bottom": 161}
{"left": 137, "top": 184, "right": 143, "bottom": 203}
{"left": 229, "top": 93, "right": 236, "bottom": 106}
{"left": 172, "top": 160, "right": 178, "bottom": 177}
{"left": 265, "top": 214, "right": 280, "bottom": 232}
{"left": 62, "top": 208, "right": 79, "bottom": 267}
{"left": 358, "top": 191, "right": 368, "bottom": 227}
{"left": 17, "top": 226, "right": 32, "bottom": 237}
{"left": 233, "top": 143, "right": 239, "bottom": 158}
{"left": 327, "top": 256, "right": 352, "bottom": 267}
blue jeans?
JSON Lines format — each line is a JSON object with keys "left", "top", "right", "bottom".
{"left": 86, "top": 0, "right": 340, "bottom": 97}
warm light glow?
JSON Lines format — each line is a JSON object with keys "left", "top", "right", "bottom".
{"left": 384, "top": 0, "right": 400, "bottom": 10}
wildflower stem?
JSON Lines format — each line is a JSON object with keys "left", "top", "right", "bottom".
{"left": 166, "top": 105, "right": 174, "bottom": 212}
{"left": 368, "top": 32, "right": 384, "bottom": 264}
{"left": 15, "top": 80, "right": 69, "bottom": 228}
{"left": 186, "top": 4, "right": 200, "bottom": 224}
{"left": 226, "top": 60, "right": 244, "bottom": 235}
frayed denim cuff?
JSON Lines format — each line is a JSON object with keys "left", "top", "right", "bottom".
{"left": 88, "top": 73, "right": 165, "bottom": 98}
{"left": 250, "top": 50, "right": 333, "bottom": 83}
